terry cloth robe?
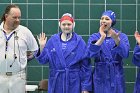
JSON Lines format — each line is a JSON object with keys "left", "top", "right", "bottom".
{"left": 87, "top": 29, "right": 130, "bottom": 93}
{"left": 132, "top": 45, "right": 140, "bottom": 93}
{"left": 35, "top": 32, "right": 92, "bottom": 93}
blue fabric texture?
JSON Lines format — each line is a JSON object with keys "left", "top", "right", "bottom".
{"left": 87, "top": 29, "right": 130, "bottom": 93}
{"left": 132, "top": 45, "right": 140, "bottom": 93}
{"left": 35, "top": 32, "right": 92, "bottom": 93}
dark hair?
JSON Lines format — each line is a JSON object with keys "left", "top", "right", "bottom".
{"left": 1, "top": 4, "right": 19, "bottom": 22}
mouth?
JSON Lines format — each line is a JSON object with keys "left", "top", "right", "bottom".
{"left": 64, "top": 28, "right": 70, "bottom": 31}
{"left": 104, "top": 25, "right": 107, "bottom": 27}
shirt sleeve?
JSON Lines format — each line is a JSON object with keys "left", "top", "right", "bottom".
{"left": 26, "top": 27, "right": 38, "bottom": 51}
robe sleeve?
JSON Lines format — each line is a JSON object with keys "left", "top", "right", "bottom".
{"left": 87, "top": 33, "right": 101, "bottom": 58}
{"left": 35, "top": 43, "right": 50, "bottom": 64}
{"left": 77, "top": 38, "right": 93, "bottom": 91}
{"left": 132, "top": 45, "right": 140, "bottom": 67}
{"left": 80, "top": 58, "right": 93, "bottom": 91}
{"left": 111, "top": 33, "right": 130, "bottom": 58}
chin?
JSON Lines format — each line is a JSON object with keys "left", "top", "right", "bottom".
{"left": 12, "top": 26, "right": 18, "bottom": 30}
{"left": 66, "top": 31, "right": 72, "bottom": 34}
{"left": 62, "top": 30, "right": 71, "bottom": 33}
{"left": 15, "top": 24, "right": 19, "bottom": 27}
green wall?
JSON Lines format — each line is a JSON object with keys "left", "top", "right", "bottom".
{"left": 0, "top": 0, "right": 140, "bottom": 93}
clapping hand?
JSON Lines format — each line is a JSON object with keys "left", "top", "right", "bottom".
{"left": 99, "top": 24, "right": 107, "bottom": 39}
{"left": 134, "top": 31, "right": 140, "bottom": 45}
{"left": 110, "top": 30, "right": 120, "bottom": 45}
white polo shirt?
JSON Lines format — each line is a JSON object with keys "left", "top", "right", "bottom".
{"left": 0, "top": 22, "right": 38, "bottom": 73}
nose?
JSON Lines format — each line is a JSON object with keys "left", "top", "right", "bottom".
{"left": 65, "top": 24, "right": 69, "bottom": 27}
{"left": 16, "top": 18, "right": 20, "bottom": 22}
{"left": 102, "top": 21, "right": 107, "bottom": 25}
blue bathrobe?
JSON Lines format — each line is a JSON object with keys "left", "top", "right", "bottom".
{"left": 132, "top": 45, "right": 140, "bottom": 93}
{"left": 35, "top": 32, "right": 92, "bottom": 93}
{"left": 87, "top": 29, "right": 130, "bottom": 93}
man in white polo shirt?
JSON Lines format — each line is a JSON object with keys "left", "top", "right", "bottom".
{"left": 0, "top": 4, "right": 38, "bottom": 93}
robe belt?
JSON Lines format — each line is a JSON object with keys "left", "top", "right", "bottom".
{"left": 51, "top": 68, "right": 80, "bottom": 93}
{"left": 95, "top": 61, "right": 119, "bottom": 87}
{"left": 107, "top": 61, "right": 120, "bottom": 87}
{"left": 106, "top": 62, "right": 115, "bottom": 87}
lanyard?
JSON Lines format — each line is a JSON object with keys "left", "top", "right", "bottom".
{"left": 3, "top": 31, "right": 15, "bottom": 59}
{"left": 3, "top": 31, "right": 15, "bottom": 41}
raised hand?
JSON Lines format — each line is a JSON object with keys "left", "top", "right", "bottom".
{"left": 110, "top": 30, "right": 120, "bottom": 45}
{"left": 94, "top": 24, "right": 107, "bottom": 46}
{"left": 99, "top": 24, "right": 106, "bottom": 39}
{"left": 134, "top": 31, "right": 140, "bottom": 45}
{"left": 37, "top": 32, "right": 47, "bottom": 51}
